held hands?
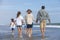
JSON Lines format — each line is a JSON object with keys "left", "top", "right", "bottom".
{"left": 36, "top": 19, "right": 38, "bottom": 23}
{"left": 48, "top": 19, "right": 51, "bottom": 24}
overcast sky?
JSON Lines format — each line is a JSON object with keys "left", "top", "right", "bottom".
{"left": 0, "top": 0, "right": 60, "bottom": 25}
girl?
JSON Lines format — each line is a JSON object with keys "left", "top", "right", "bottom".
{"left": 25, "top": 9, "right": 35, "bottom": 37}
{"left": 16, "top": 11, "right": 24, "bottom": 38}
{"left": 10, "top": 18, "right": 15, "bottom": 35}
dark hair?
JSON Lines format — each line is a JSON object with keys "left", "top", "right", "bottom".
{"left": 41, "top": 6, "right": 45, "bottom": 9}
{"left": 27, "top": 9, "right": 32, "bottom": 12}
{"left": 11, "top": 18, "right": 14, "bottom": 22}
{"left": 17, "top": 11, "right": 21, "bottom": 18}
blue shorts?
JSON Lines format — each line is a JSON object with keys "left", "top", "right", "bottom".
{"left": 11, "top": 28, "right": 14, "bottom": 30}
{"left": 27, "top": 24, "right": 33, "bottom": 28}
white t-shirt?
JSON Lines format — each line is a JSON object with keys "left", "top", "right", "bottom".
{"left": 10, "top": 22, "right": 15, "bottom": 28}
{"left": 16, "top": 15, "right": 24, "bottom": 25}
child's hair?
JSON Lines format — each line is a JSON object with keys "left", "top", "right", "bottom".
{"left": 16, "top": 11, "right": 21, "bottom": 18}
{"left": 27, "top": 9, "right": 32, "bottom": 13}
{"left": 11, "top": 18, "right": 14, "bottom": 22}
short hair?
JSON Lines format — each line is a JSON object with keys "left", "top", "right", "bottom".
{"left": 41, "top": 6, "right": 45, "bottom": 9}
{"left": 11, "top": 18, "right": 14, "bottom": 22}
{"left": 27, "top": 9, "right": 32, "bottom": 12}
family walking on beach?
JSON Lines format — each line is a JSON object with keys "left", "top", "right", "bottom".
{"left": 10, "top": 6, "right": 51, "bottom": 38}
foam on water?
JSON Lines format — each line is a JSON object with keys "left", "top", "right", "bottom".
{"left": 23, "top": 25, "right": 60, "bottom": 28}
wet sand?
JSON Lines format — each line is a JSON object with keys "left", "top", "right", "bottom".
{"left": 0, "top": 25, "right": 60, "bottom": 40}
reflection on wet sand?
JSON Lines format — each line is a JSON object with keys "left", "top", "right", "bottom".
{"left": 10, "top": 35, "right": 14, "bottom": 40}
{"left": 0, "top": 27, "right": 60, "bottom": 40}
{"left": 17, "top": 35, "right": 25, "bottom": 40}
{"left": 41, "top": 37, "right": 45, "bottom": 40}
{"left": 24, "top": 37, "right": 32, "bottom": 40}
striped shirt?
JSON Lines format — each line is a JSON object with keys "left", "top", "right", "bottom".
{"left": 37, "top": 9, "right": 50, "bottom": 22}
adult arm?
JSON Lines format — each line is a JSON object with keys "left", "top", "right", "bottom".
{"left": 46, "top": 12, "right": 51, "bottom": 23}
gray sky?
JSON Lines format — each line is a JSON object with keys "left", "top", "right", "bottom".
{"left": 0, "top": 0, "right": 60, "bottom": 25}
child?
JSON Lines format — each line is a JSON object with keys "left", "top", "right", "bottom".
{"left": 16, "top": 11, "right": 24, "bottom": 38}
{"left": 10, "top": 18, "right": 15, "bottom": 35}
{"left": 25, "top": 9, "right": 35, "bottom": 37}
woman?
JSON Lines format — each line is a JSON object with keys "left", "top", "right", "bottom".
{"left": 25, "top": 9, "right": 35, "bottom": 37}
{"left": 16, "top": 11, "right": 24, "bottom": 38}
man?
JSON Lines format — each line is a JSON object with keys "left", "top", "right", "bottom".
{"left": 36, "top": 6, "right": 51, "bottom": 38}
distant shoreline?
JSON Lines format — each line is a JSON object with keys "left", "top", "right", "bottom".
{"left": 0, "top": 23, "right": 60, "bottom": 26}
{"left": 34, "top": 23, "right": 60, "bottom": 25}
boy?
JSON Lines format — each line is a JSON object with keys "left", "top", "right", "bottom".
{"left": 10, "top": 18, "right": 15, "bottom": 35}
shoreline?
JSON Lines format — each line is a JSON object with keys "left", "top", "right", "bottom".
{"left": 0, "top": 25, "right": 60, "bottom": 28}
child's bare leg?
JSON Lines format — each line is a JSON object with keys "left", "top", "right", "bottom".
{"left": 26, "top": 28, "right": 28, "bottom": 34}
{"left": 20, "top": 28, "right": 22, "bottom": 35}
{"left": 18, "top": 27, "right": 20, "bottom": 35}
{"left": 18, "top": 27, "right": 22, "bottom": 38}
{"left": 11, "top": 28, "right": 14, "bottom": 35}
{"left": 12, "top": 30, "right": 14, "bottom": 33}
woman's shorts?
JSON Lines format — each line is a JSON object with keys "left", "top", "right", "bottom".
{"left": 27, "top": 24, "right": 33, "bottom": 28}
{"left": 17, "top": 25, "right": 22, "bottom": 28}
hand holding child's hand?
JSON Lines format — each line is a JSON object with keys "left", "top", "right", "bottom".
{"left": 36, "top": 19, "right": 38, "bottom": 23}
{"left": 49, "top": 19, "right": 51, "bottom": 24}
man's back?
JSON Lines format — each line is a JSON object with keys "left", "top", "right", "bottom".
{"left": 37, "top": 9, "right": 50, "bottom": 22}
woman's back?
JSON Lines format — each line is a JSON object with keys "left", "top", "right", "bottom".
{"left": 16, "top": 15, "right": 23, "bottom": 25}
{"left": 25, "top": 13, "right": 33, "bottom": 24}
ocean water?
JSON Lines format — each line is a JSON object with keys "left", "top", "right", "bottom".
{"left": 0, "top": 25, "right": 60, "bottom": 32}
{"left": 0, "top": 25, "right": 60, "bottom": 40}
